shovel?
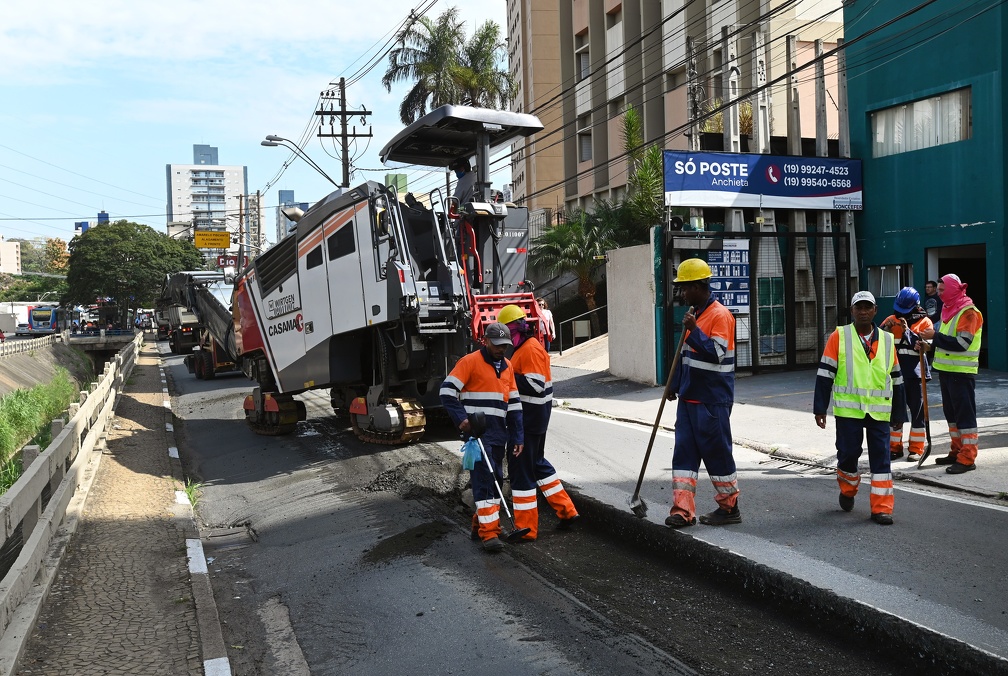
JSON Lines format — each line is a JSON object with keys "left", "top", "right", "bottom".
{"left": 917, "top": 346, "right": 933, "bottom": 469}
{"left": 628, "top": 307, "right": 692, "bottom": 518}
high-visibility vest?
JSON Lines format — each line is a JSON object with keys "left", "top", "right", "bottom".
{"left": 933, "top": 307, "right": 982, "bottom": 374}
{"left": 833, "top": 325, "right": 895, "bottom": 421}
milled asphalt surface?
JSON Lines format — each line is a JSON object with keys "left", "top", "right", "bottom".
{"left": 6, "top": 332, "right": 1008, "bottom": 674}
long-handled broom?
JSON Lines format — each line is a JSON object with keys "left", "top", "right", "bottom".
{"left": 475, "top": 437, "right": 532, "bottom": 541}
{"left": 628, "top": 307, "right": 692, "bottom": 518}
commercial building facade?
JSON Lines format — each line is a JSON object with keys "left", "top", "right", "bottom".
{"left": 507, "top": 0, "right": 842, "bottom": 213}
{"left": 844, "top": 0, "right": 1004, "bottom": 369}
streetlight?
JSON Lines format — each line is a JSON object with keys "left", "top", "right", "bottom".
{"left": 37, "top": 291, "right": 55, "bottom": 304}
{"left": 261, "top": 135, "right": 340, "bottom": 188}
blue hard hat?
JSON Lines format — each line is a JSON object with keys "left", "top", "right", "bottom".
{"left": 893, "top": 286, "right": 920, "bottom": 314}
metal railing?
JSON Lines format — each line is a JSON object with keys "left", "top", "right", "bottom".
{"left": 557, "top": 305, "right": 607, "bottom": 355}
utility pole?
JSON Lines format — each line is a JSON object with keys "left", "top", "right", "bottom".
{"left": 317, "top": 77, "right": 373, "bottom": 188}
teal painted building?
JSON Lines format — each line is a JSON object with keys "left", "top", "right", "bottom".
{"left": 844, "top": 0, "right": 1004, "bottom": 369}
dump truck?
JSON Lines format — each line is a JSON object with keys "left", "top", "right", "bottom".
{"left": 161, "top": 271, "right": 240, "bottom": 379}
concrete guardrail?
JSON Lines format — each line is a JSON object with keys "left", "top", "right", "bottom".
{"left": 0, "top": 332, "right": 142, "bottom": 670}
{"left": 0, "top": 335, "right": 58, "bottom": 358}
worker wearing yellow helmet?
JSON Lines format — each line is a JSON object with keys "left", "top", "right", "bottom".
{"left": 497, "top": 304, "right": 580, "bottom": 538}
{"left": 665, "top": 257, "right": 740, "bottom": 528}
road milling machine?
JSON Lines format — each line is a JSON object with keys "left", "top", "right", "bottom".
{"left": 168, "top": 106, "right": 547, "bottom": 443}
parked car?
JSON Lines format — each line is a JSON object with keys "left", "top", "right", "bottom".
{"left": 14, "top": 323, "right": 31, "bottom": 336}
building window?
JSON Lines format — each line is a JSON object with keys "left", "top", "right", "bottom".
{"left": 576, "top": 48, "right": 590, "bottom": 82}
{"left": 872, "top": 87, "right": 971, "bottom": 158}
{"left": 757, "top": 276, "right": 785, "bottom": 356}
{"left": 865, "top": 264, "right": 912, "bottom": 298}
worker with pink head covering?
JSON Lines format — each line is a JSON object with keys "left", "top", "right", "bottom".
{"left": 918, "top": 274, "right": 984, "bottom": 474}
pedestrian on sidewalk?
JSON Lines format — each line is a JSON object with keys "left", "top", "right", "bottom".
{"left": 497, "top": 304, "right": 579, "bottom": 540}
{"left": 922, "top": 280, "right": 942, "bottom": 367}
{"left": 537, "top": 298, "right": 556, "bottom": 352}
{"left": 917, "top": 273, "right": 983, "bottom": 474}
{"left": 440, "top": 322, "right": 524, "bottom": 553}
{"left": 663, "top": 258, "right": 740, "bottom": 528}
{"left": 814, "top": 291, "right": 906, "bottom": 526}
{"left": 880, "top": 287, "right": 932, "bottom": 462}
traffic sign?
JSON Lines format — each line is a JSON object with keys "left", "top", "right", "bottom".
{"left": 194, "top": 230, "right": 231, "bottom": 249}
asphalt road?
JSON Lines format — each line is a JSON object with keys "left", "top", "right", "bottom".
{"left": 163, "top": 353, "right": 1007, "bottom": 675}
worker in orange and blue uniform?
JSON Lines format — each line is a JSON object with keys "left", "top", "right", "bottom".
{"left": 917, "top": 273, "right": 984, "bottom": 474}
{"left": 664, "top": 258, "right": 740, "bottom": 528}
{"left": 440, "top": 322, "right": 524, "bottom": 553}
{"left": 815, "top": 291, "right": 906, "bottom": 525}
{"left": 497, "top": 305, "right": 579, "bottom": 540}
{"left": 879, "top": 287, "right": 932, "bottom": 462}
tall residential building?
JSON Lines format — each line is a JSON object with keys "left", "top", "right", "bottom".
{"left": 0, "top": 235, "right": 21, "bottom": 275}
{"left": 507, "top": 0, "right": 565, "bottom": 223}
{"left": 276, "top": 190, "right": 310, "bottom": 242}
{"left": 166, "top": 145, "right": 248, "bottom": 237}
{"left": 509, "top": 0, "right": 842, "bottom": 213}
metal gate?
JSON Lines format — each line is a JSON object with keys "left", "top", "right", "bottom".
{"left": 663, "top": 228, "right": 855, "bottom": 375}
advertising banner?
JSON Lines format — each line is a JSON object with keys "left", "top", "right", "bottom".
{"left": 664, "top": 151, "right": 862, "bottom": 211}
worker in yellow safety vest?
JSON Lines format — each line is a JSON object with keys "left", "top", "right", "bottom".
{"left": 917, "top": 274, "right": 983, "bottom": 474}
{"left": 814, "top": 291, "right": 906, "bottom": 525}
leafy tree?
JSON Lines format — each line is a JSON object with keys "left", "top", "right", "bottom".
{"left": 0, "top": 273, "right": 66, "bottom": 303}
{"left": 529, "top": 209, "right": 618, "bottom": 335}
{"left": 382, "top": 7, "right": 513, "bottom": 124}
{"left": 64, "top": 221, "right": 202, "bottom": 321}
{"left": 42, "top": 238, "right": 69, "bottom": 274}
{"left": 8, "top": 239, "right": 45, "bottom": 273}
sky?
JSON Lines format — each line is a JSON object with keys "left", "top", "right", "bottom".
{"left": 0, "top": 0, "right": 508, "bottom": 246}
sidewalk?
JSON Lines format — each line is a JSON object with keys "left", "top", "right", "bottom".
{"left": 13, "top": 341, "right": 225, "bottom": 676}
{"left": 553, "top": 334, "right": 1008, "bottom": 498}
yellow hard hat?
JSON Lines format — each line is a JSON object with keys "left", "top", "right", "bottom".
{"left": 673, "top": 258, "right": 712, "bottom": 283}
{"left": 497, "top": 304, "right": 526, "bottom": 325}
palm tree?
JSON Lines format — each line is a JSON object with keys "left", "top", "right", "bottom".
{"left": 621, "top": 105, "right": 665, "bottom": 230}
{"left": 529, "top": 209, "right": 618, "bottom": 336}
{"left": 456, "top": 20, "right": 514, "bottom": 110}
{"left": 382, "top": 8, "right": 513, "bottom": 125}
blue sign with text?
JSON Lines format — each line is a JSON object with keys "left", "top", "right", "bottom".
{"left": 664, "top": 151, "right": 862, "bottom": 211}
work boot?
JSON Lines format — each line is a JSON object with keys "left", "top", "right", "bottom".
{"left": 946, "top": 462, "right": 976, "bottom": 475}
{"left": 890, "top": 449, "right": 904, "bottom": 461}
{"left": 871, "top": 512, "right": 894, "bottom": 525}
{"left": 556, "top": 514, "right": 581, "bottom": 530}
{"left": 934, "top": 454, "right": 957, "bottom": 465}
{"left": 907, "top": 453, "right": 921, "bottom": 462}
{"left": 838, "top": 494, "right": 855, "bottom": 512}
{"left": 482, "top": 537, "right": 504, "bottom": 553}
{"left": 664, "top": 514, "right": 696, "bottom": 529}
{"left": 699, "top": 506, "right": 742, "bottom": 526}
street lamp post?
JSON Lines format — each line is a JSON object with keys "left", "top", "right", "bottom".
{"left": 261, "top": 136, "right": 341, "bottom": 188}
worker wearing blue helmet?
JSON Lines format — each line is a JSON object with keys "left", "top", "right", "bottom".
{"left": 880, "top": 287, "right": 933, "bottom": 461}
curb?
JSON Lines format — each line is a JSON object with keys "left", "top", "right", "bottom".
{"left": 567, "top": 490, "right": 1008, "bottom": 675}
{"left": 559, "top": 402, "right": 1000, "bottom": 501}
{"left": 157, "top": 345, "right": 232, "bottom": 676}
